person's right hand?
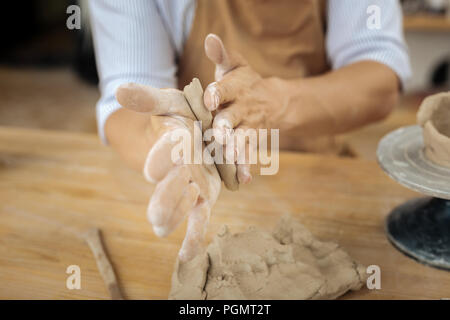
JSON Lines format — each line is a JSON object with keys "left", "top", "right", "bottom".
{"left": 114, "top": 83, "right": 222, "bottom": 262}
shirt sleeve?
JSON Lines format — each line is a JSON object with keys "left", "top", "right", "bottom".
{"left": 89, "top": 0, "right": 184, "bottom": 143}
{"left": 326, "top": 0, "right": 412, "bottom": 88}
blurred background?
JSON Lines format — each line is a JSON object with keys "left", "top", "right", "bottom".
{"left": 1, "top": 0, "right": 449, "bottom": 160}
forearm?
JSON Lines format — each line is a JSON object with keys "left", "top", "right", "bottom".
{"left": 271, "top": 61, "right": 400, "bottom": 137}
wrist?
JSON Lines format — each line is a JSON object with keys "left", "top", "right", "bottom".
{"left": 105, "top": 108, "right": 155, "bottom": 171}
{"left": 265, "top": 77, "right": 336, "bottom": 137}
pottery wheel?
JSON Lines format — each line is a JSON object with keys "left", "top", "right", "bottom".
{"left": 377, "top": 125, "right": 450, "bottom": 200}
{"left": 377, "top": 125, "right": 450, "bottom": 270}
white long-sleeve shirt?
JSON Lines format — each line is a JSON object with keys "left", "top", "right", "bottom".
{"left": 89, "top": 0, "right": 411, "bottom": 143}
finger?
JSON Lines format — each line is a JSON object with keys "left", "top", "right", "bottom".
{"left": 237, "top": 163, "right": 251, "bottom": 184}
{"left": 203, "top": 34, "right": 248, "bottom": 111}
{"left": 116, "top": 83, "right": 194, "bottom": 119}
{"left": 159, "top": 182, "right": 200, "bottom": 237}
{"left": 204, "top": 34, "right": 247, "bottom": 79}
{"left": 143, "top": 131, "right": 179, "bottom": 183}
{"left": 147, "top": 165, "right": 190, "bottom": 236}
{"left": 235, "top": 126, "right": 254, "bottom": 184}
{"left": 178, "top": 201, "right": 211, "bottom": 262}
{"left": 223, "top": 140, "right": 237, "bottom": 165}
{"left": 203, "top": 81, "right": 221, "bottom": 112}
{"left": 212, "top": 103, "right": 245, "bottom": 144}
{"left": 143, "top": 116, "right": 192, "bottom": 183}
{"left": 203, "top": 72, "right": 250, "bottom": 111}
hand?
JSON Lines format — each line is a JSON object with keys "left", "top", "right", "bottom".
{"left": 202, "top": 34, "right": 400, "bottom": 158}
{"left": 115, "top": 83, "right": 221, "bottom": 261}
{"left": 203, "top": 34, "right": 283, "bottom": 183}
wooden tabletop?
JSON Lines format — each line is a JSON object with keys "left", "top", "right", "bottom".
{"left": 0, "top": 126, "right": 449, "bottom": 300}
{"left": 404, "top": 14, "right": 450, "bottom": 32}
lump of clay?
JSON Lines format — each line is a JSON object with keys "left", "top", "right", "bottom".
{"left": 169, "top": 216, "right": 366, "bottom": 300}
{"left": 417, "top": 92, "right": 450, "bottom": 167}
{"left": 184, "top": 78, "right": 239, "bottom": 191}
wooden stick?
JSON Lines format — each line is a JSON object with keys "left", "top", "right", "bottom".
{"left": 82, "top": 228, "right": 124, "bottom": 300}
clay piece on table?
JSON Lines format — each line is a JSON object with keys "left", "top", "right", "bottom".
{"left": 183, "top": 78, "right": 239, "bottom": 191}
{"left": 417, "top": 91, "right": 450, "bottom": 168}
{"left": 169, "top": 215, "right": 366, "bottom": 300}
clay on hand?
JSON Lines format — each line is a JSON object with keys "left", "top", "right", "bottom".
{"left": 169, "top": 215, "right": 367, "bottom": 300}
{"left": 203, "top": 34, "right": 276, "bottom": 185}
{"left": 417, "top": 91, "right": 450, "bottom": 167}
{"left": 184, "top": 78, "right": 239, "bottom": 191}
{"left": 116, "top": 83, "right": 221, "bottom": 262}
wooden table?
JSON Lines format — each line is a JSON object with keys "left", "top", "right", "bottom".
{"left": 404, "top": 14, "right": 450, "bottom": 32}
{"left": 0, "top": 126, "right": 449, "bottom": 300}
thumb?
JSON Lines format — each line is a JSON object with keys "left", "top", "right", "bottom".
{"left": 204, "top": 34, "right": 247, "bottom": 80}
{"left": 115, "top": 83, "right": 194, "bottom": 119}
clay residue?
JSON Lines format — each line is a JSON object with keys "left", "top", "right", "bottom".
{"left": 169, "top": 216, "right": 366, "bottom": 300}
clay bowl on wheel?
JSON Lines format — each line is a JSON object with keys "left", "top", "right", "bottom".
{"left": 417, "top": 92, "right": 450, "bottom": 168}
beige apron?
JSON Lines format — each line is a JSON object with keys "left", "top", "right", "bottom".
{"left": 178, "top": 0, "right": 349, "bottom": 154}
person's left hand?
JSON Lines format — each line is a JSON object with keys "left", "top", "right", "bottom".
{"left": 115, "top": 83, "right": 221, "bottom": 262}
{"left": 203, "top": 34, "right": 284, "bottom": 184}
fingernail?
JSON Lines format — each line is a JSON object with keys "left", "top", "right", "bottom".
{"left": 214, "top": 119, "right": 233, "bottom": 144}
{"left": 205, "top": 82, "right": 219, "bottom": 110}
{"left": 219, "top": 118, "right": 232, "bottom": 134}
{"left": 222, "top": 127, "right": 232, "bottom": 144}
{"left": 214, "top": 89, "right": 220, "bottom": 109}
{"left": 178, "top": 244, "right": 198, "bottom": 262}
{"left": 244, "top": 171, "right": 252, "bottom": 183}
{"left": 153, "top": 225, "right": 169, "bottom": 238}
{"left": 242, "top": 169, "right": 252, "bottom": 184}
{"left": 238, "top": 170, "right": 252, "bottom": 184}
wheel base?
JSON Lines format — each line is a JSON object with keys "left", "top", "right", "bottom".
{"left": 386, "top": 197, "right": 450, "bottom": 270}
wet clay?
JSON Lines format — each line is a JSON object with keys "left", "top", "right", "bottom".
{"left": 184, "top": 78, "right": 239, "bottom": 191}
{"left": 169, "top": 216, "right": 366, "bottom": 300}
{"left": 417, "top": 92, "right": 450, "bottom": 168}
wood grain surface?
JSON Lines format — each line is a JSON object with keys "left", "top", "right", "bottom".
{"left": 0, "top": 126, "right": 449, "bottom": 300}
{"left": 404, "top": 14, "right": 450, "bottom": 32}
